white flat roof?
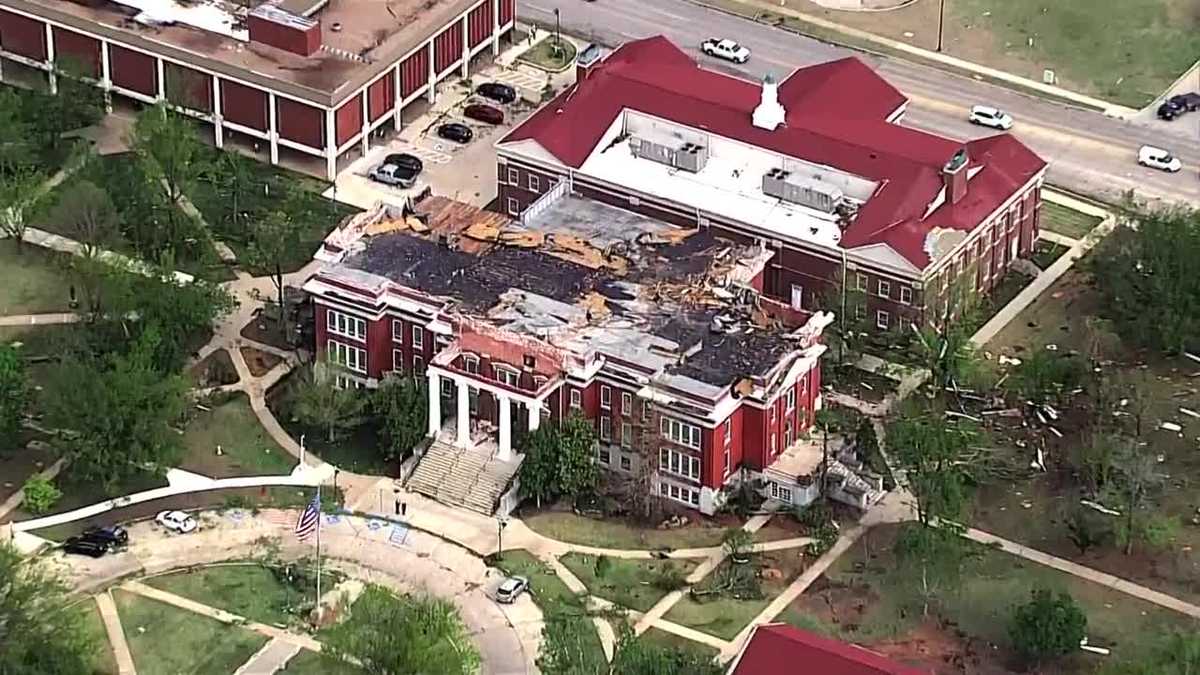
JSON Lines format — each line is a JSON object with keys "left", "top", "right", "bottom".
{"left": 115, "top": 0, "right": 249, "bottom": 41}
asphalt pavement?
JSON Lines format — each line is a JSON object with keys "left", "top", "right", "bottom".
{"left": 521, "top": 0, "right": 1200, "bottom": 207}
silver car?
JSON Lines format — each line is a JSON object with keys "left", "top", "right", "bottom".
{"left": 368, "top": 162, "right": 419, "bottom": 188}
{"left": 495, "top": 576, "right": 529, "bottom": 604}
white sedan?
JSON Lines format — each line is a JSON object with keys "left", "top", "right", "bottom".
{"left": 968, "top": 105, "right": 1014, "bottom": 131}
{"left": 156, "top": 510, "right": 198, "bottom": 534}
{"left": 701, "top": 38, "right": 751, "bottom": 64}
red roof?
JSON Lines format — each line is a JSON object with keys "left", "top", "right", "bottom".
{"left": 730, "top": 624, "right": 931, "bottom": 675}
{"left": 500, "top": 37, "right": 1046, "bottom": 270}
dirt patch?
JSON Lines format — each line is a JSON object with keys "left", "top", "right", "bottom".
{"left": 239, "top": 347, "right": 283, "bottom": 378}
{"left": 240, "top": 313, "right": 298, "bottom": 353}
{"left": 0, "top": 435, "right": 58, "bottom": 509}
{"left": 189, "top": 349, "right": 239, "bottom": 388}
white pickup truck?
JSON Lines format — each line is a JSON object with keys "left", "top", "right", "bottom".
{"left": 700, "top": 38, "right": 751, "bottom": 64}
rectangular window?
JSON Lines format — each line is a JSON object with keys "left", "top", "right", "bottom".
{"left": 770, "top": 433, "right": 777, "bottom": 454}
{"left": 658, "top": 448, "right": 701, "bottom": 480}
{"left": 785, "top": 388, "right": 796, "bottom": 412}
{"left": 411, "top": 326, "right": 424, "bottom": 349}
{"left": 724, "top": 422, "right": 732, "bottom": 447}
{"left": 523, "top": 354, "right": 536, "bottom": 369}
{"left": 723, "top": 446, "right": 731, "bottom": 476}
{"left": 528, "top": 174, "right": 540, "bottom": 191}
{"left": 393, "top": 349, "right": 404, "bottom": 372}
{"left": 876, "top": 310, "right": 890, "bottom": 330}
{"left": 441, "top": 378, "right": 452, "bottom": 397}
{"left": 497, "top": 367, "right": 520, "bottom": 388}
{"left": 570, "top": 389, "right": 582, "bottom": 408}
{"left": 621, "top": 422, "right": 632, "bottom": 448}
{"left": 506, "top": 198, "right": 519, "bottom": 216}
{"left": 327, "top": 340, "right": 367, "bottom": 374}
{"left": 327, "top": 310, "right": 366, "bottom": 341}
{"left": 899, "top": 286, "right": 913, "bottom": 305}
{"left": 533, "top": 376, "right": 547, "bottom": 390}
{"left": 334, "top": 375, "right": 365, "bottom": 390}
{"left": 412, "top": 354, "right": 424, "bottom": 374}
{"left": 464, "top": 355, "right": 479, "bottom": 375}
{"left": 600, "top": 385, "right": 611, "bottom": 409}
{"left": 854, "top": 304, "right": 866, "bottom": 321}
{"left": 784, "top": 421, "right": 794, "bottom": 448}
{"left": 770, "top": 482, "right": 793, "bottom": 504}
{"left": 642, "top": 400, "right": 651, "bottom": 421}
{"left": 600, "top": 416, "right": 612, "bottom": 442}
{"left": 660, "top": 416, "right": 701, "bottom": 449}
{"left": 621, "top": 392, "right": 632, "bottom": 414}
{"left": 855, "top": 273, "right": 868, "bottom": 291}
{"left": 507, "top": 167, "right": 518, "bottom": 185}
{"left": 620, "top": 455, "right": 631, "bottom": 471}
{"left": 877, "top": 280, "right": 890, "bottom": 298}
{"left": 599, "top": 447, "right": 611, "bottom": 464}
{"left": 392, "top": 320, "right": 404, "bottom": 343}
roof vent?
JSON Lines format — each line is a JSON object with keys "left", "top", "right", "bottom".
{"left": 752, "top": 72, "right": 786, "bottom": 131}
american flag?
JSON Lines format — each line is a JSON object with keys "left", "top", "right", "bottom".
{"left": 294, "top": 493, "right": 321, "bottom": 541}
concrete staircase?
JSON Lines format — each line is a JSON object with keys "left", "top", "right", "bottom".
{"left": 406, "top": 440, "right": 522, "bottom": 515}
{"left": 825, "top": 457, "right": 887, "bottom": 511}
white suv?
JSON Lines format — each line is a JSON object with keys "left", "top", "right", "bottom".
{"left": 156, "top": 510, "right": 198, "bottom": 534}
{"left": 968, "top": 105, "right": 1014, "bottom": 131}
{"left": 1137, "top": 145, "right": 1182, "bottom": 172}
{"left": 700, "top": 38, "right": 751, "bottom": 64}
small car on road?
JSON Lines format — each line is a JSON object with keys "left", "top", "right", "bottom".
{"left": 968, "top": 105, "right": 1014, "bottom": 131}
{"left": 464, "top": 104, "right": 504, "bottom": 125}
{"left": 62, "top": 536, "right": 109, "bottom": 558}
{"left": 156, "top": 510, "right": 198, "bottom": 534}
{"left": 475, "top": 82, "right": 517, "bottom": 105}
{"left": 369, "top": 153, "right": 423, "bottom": 188}
{"left": 495, "top": 575, "right": 529, "bottom": 604}
{"left": 80, "top": 525, "right": 128, "bottom": 550}
{"left": 436, "top": 122, "right": 474, "bottom": 144}
{"left": 1137, "top": 145, "right": 1182, "bottom": 172}
{"left": 700, "top": 38, "right": 750, "bottom": 64}
{"left": 383, "top": 153, "right": 423, "bottom": 174}
{"left": 1156, "top": 92, "right": 1200, "bottom": 120}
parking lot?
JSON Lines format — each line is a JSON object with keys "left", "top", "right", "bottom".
{"left": 332, "top": 64, "right": 559, "bottom": 210}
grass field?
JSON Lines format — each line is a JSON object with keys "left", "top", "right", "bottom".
{"left": 78, "top": 600, "right": 117, "bottom": 675}
{"left": 640, "top": 627, "right": 721, "bottom": 661}
{"left": 179, "top": 393, "right": 296, "bottom": 478}
{"left": 0, "top": 240, "right": 71, "bottom": 317}
{"left": 1041, "top": 201, "right": 1105, "bottom": 240}
{"left": 142, "top": 564, "right": 313, "bottom": 627}
{"left": 114, "top": 589, "right": 268, "bottom": 675}
{"left": 521, "top": 510, "right": 728, "bottom": 550}
{"left": 560, "top": 552, "right": 697, "bottom": 612}
{"left": 663, "top": 550, "right": 807, "bottom": 641}
{"left": 278, "top": 650, "right": 365, "bottom": 674}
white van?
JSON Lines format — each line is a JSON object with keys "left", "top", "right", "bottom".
{"left": 1137, "top": 145, "right": 1182, "bottom": 172}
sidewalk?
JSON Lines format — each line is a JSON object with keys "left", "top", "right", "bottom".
{"left": 95, "top": 591, "right": 137, "bottom": 675}
{"left": 0, "top": 312, "right": 80, "bottom": 327}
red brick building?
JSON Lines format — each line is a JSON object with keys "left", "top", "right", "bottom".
{"left": 303, "top": 195, "right": 885, "bottom": 516}
{"left": 496, "top": 37, "right": 1048, "bottom": 331}
{"left": 0, "top": 0, "right": 516, "bottom": 179}
{"left": 730, "top": 623, "right": 930, "bottom": 674}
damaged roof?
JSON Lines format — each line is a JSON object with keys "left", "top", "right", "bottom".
{"left": 335, "top": 195, "right": 807, "bottom": 389}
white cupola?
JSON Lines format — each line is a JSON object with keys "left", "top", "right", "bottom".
{"left": 752, "top": 72, "right": 786, "bottom": 131}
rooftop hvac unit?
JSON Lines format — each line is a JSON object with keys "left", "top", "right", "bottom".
{"left": 674, "top": 142, "right": 709, "bottom": 173}
{"left": 761, "top": 168, "right": 844, "bottom": 213}
{"left": 629, "top": 135, "right": 708, "bottom": 173}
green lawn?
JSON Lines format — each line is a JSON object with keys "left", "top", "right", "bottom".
{"left": 1030, "top": 240, "right": 1069, "bottom": 270}
{"left": 1041, "top": 201, "right": 1104, "bottom": 240}
{"left": 640, "top": 627, "right": 720, "bottom": 662}
{"left": 180, "top": 393, "right": 296, "bottom": 478}
{"left": 113, "top": 589, "right": 268, "bottom": 675}
{"left": 0, "top": 240, "right": 72, "bottom": 316}
{"left": 77, "top": 600, "right": 118, "bottom": 675}
{"left": 495, "top": 550, "right": 583, "bottom": 608}
{"left": 517, "top": 37, "right": 578, "bottom": 73}
{"left": 663, "top": 550, "right": 806, "bottom": 642}
{"left": 560, "top": 552, "right": 696, "bottom": 612}
{"left": 521, "top": 511, "right": 728, "bottom": 550}
{"left": 142, "top": 563, "right": 311, "bottom": 627}
{"left": 278, "top": 650, "right": 366, "bottom": 674}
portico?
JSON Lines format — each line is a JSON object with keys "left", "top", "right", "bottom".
{"left": 426, "top": 365, "right": 551, "bottom": 461}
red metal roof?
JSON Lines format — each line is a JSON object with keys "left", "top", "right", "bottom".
{"left": 500, "top": 37, "right": 1046, "bottom": 270}
{"left": 730, "top": 624, "right": 931, "bottom": 675}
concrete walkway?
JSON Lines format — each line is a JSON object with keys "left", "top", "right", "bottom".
{"left": 94, "top": 591, "right": 138, "bottom": 675}
{"left": 0, "top": 312, "right": 80, "bottom": 327}
{"left": 19, "top": 226, "right": 194, "bottom": 285}
{"left": 1037, "top": 230, "right": 1080, "bottom": 247}
{"left": 233, "top": 639, "right": 302, "bottom": 675}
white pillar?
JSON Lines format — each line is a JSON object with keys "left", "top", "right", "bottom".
{"left": 498, "top": 394, "right": 511, "bottom": 460}
{"left": 392, "top": 64, "right": 402, "bottom": 128}
{"left": 212, "top": 75, "right": 223, "bottom": 149}
{"left": 426, "top": 41, "right": 436, "bottom": 104}
{"left": 528, "top": 401, "right": 541, "bottom": 432}
{"left": 44, "top": 24, "right": 57, "bottom": 94}
{"left": 268, "top": 92, "right": 279, "bottom": 165}
{"left": 99, "top": 41, "right": 112, "bottom": 112}
{"left": 491, "top": 0, "right": 501, "bottom": 57}
{"left": 359, "top": 90, "right": 369, "bottom": 157}
{"left": 460, "top": 15, "right": 470, "bottom": 79}
{"left": 455, "top": 379, "right": 470, "bottom": 447}
{"left": 155, "top": 57, "right": 165, "bottom": 101}
{"left": 324, "top": 108, "right": 337, "bottom": 181}
{"left": 427, "top": 371, "right": 441, "bottom": 437}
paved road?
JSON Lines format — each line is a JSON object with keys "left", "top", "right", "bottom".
{"left": 521, "top": 0, "right": 1200, "bottom": 207}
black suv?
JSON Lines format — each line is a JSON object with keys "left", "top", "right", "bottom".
{"left": 81, "top": 525, "right": 128, "bottom": 549}
{"left": 475, "top": 82, "right": 517, "bottom": 105}
{"left": 62, "top": 537, "right": 109, "bottom": 558}
{"left": 1157, "top": 92, "right": 1200, "bottom": 120}
{"left": 437, "top": 122, "right": 473, "bottom": 144}
{"left": 384, "top": 153, "right": 423, "bottom": 174}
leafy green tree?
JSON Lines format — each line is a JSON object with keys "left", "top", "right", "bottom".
{"left": 610, "top": 625, "right": 722, "bottom": 675}
{"left": 373, "top": 376, "right": 428, "bottom": 464}
{"left": 0, "top": 344, "right": 28, "bottom": 450}
{"left": 130, "top": 103, "right": 207, "bottom": 244}
{"left": 1088, "top": 204, "right": 1200, "bottom": 354}
{"left": 722, "top": 527, "right": 754, "bottom": 562}
{"left": 537, "top": 610, "right": 606, "bottom": 675}
{"left": 893, "top": 523, "right": 974, "bottom": 617}
{"left": 42, "top": 57, "right": 105, "bottom": 149}
{"left": 0, "top": 166, "right": 50, "bottom": 252}
{"left": 519, "top": 425, "right": 559, "bottom": 508}
{"left": 817, "top": 271, "right": 872, "bottom": 364}
{"left": 1008, "top": 588, "right": 1087, "bottom": 667}
{"left": 246, "top": 205, "right": 306, "bottom": 332}
{"left": 887, "top": 401, "right": 980, "bottom": 526}
{"left": 518, "top": 412, "right": 598, "bottom": 507}
{"left": 323, "top": 585, "right": 480, "bottom": 675}
{"left": 0, "top": 542, "right": 97, "bottom": 674}
{"left": 47, "top": 180, "right": 120, "bottom": 314}
{"left": 913, "top": 283, "right": 985, "bottom": 394}
{"left": 21, "top": 476, "right": 62, "bottom": 515}
{"left": 41, "top": 327, "right": 188, "bottom": 490}
{"left": 0, "top": 88, "right": 34, "bottom": 175}
{"left": 290, "top": 362, "right": 368, "bottom": 443}
{"left": 814, "top": 408, "right": 838, "bottom": 489}
{"left": 1106, "top": 439, "right": 1165, "bottom": 555}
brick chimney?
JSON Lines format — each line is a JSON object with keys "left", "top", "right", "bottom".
{"left": 575, "top": 43, "right": 604, "bottom": 83}
{"left": 942, "top": 148, "right": 968, "bottom": 205}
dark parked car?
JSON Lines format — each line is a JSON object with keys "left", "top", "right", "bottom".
{"left": 80, "top": 525, "right": 128, "bottom": 549}
{"left": 384, "top": 153, "right": 423, "bottom": 174}
{"left": 437, "top": 122, "right": 474, "bottom": 144}
{"left": 1168, "top": 92, "right": 1200, "bottom": 111}
{"left": 62, "top": 537, "right": 109, "bottom": 558}
{"left": 464, "top": 104, "right": 504, "bottom": 125}
{"left": 1157, "top": 100, "right": 1182, "bottom": 120}
{"left": 475, "top": 82, "right": 517, "bottom": 104}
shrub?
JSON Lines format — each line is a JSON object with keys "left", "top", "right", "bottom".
{"left": 594, "top": 554, "right": 611, "bottom": 579}
{"left": 1008, "top": 588, "right": 1087, "bottom": 666}
{"left": 806, "top": 522, "right": 840, "bottom": 557}
{"left": 21, "top": 477, "right": 62, "bottom": 515}
{"left": 722, "top": 528, "right": 754, "bottom": 562}
{"left": 651, "top": 562, "right": 688, "bottom": 592}
{"left": 795, "top": 501, "right": 833, "bottom": 530}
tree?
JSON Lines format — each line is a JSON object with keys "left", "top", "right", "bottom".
{"left": 519, "top": 425, "right": 559, "bottom": 508}
{"left": 813, "top": 408, "right": 838, "bottom": 491}
{"left": 0, "top": 344, "right": 28, "bottom": 451}
{"left": 47, "top": 180, "right": 120, "bottom": 314}
{"left": 373, "top": 375, "right": 428, "bottom": 464}
{"left": 1006, "top": 349, "right": 1088, "bottom": 406}
{"left": 291, "top": 362, "right": 369, "bottom": 443}
{"left": 518, "top": 412, "right": 599, "bottom": 507}
{"left": 1087, "top": 204, "right": 1200, "bottom": 355}
{"left": 41, "top": 327, "right": 188, "bottom": 490}
{"left": 0, "top": 542, "right": 97, "bottom": 674}
{"left": 41, "top": 57, "right": 105, "bottom": 150}
{"left": 0, "top": 88, "right": 34, "bottom": 176}
{"left": 893, "top": 523, "right": 974, "bottom": 617}
{"left": 1008, "top": 588, "right": 1087, "bottom": 667}
{"left": 537, "top": 610, "right": 606, "bottom": 675}
{"left": 21, "top": 476, "right": 62, "bottom": 515}
{"left": 323, "top": 585, "right": 480, "bottom": 675}
{"left": 722, "top": 527, "right": 754, "bottom": 563}
{"left": 130, "top": 103, "right": 207, "bottom": 243}
{"left": 1106, "top": 439, "right": 1165, "bottom": 555}
{"left": 609, "top": 624, "right": 723, "bottom": 675}
{"left": 817, "top": 271, "right": 872, "bottom": 364}
{"left": 887, "top": 401, "right": 980, "bottom": 526}
{"left": 913, "top": 283, "right": 986, "bottom": 396}
{"left": 0, "top": 166, "right": 50, "bottom": 252}
{"left": 246, "top": 205, "right": 306, "bottom": 333}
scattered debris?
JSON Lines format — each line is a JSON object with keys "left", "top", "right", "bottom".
{"left": 1161, "top": 421, "right": 1183, "bottom": 433}
{"left": 1184, "top": 352, "right": 1200, "bottom": 365}
{"left": 998, "top": 354, "right": 1022, "bottom": 366}
{"left": 1080, "top": 638, "right": 1110, "bottom": 656}
{"left": 1180, "top": 408, "right": 1200, "bottom": 419}
{"left": 1081, "top": 499, "right": 1120, "bottom": 516}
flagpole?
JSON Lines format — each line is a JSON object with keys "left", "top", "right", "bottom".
{"left": 315, "top": 483, "right": 322, "bottom": 623}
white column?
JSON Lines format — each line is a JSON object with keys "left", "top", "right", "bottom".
{"left": 324, "top": 108, "right": 337, "bottom": 181}
{"left": 212, "top": 75, "right": 223, "bottom": 148}
{"left": 155, "top": 57, "right": 165, "bottom": 101}
{"left": 455, "top": 379, "right": 470, "bottom": 447}
{"left": 268, "top": 92, "right": 279, "bottom": 165}
{"left": 491, "top": 0, "right": 501, "bottom": 57}
{"left": 99, "top": 41, "right": 112, "bottom": 112}
{"left": 460, "top": 15, "right": 470, "bottom": 79}
{"left": 426, "top": 41, "right": 436, "bottom": 104}
{"left": 359, "top": 91, "right": 369, "bottom": 157}
{"left": 427, "top": 371, "right": 441, "bottom": 437}
{"left": 527, "top": 401, "right": 541, "bottom": 432}
{"left": 44, "top": 24, "right": 57, "bottom": 94}
{"left": 497, "top": 394, "right": 511, "bottom": 460}
{"left": 392, "top": 64, "right": 402, "bottom": 128}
